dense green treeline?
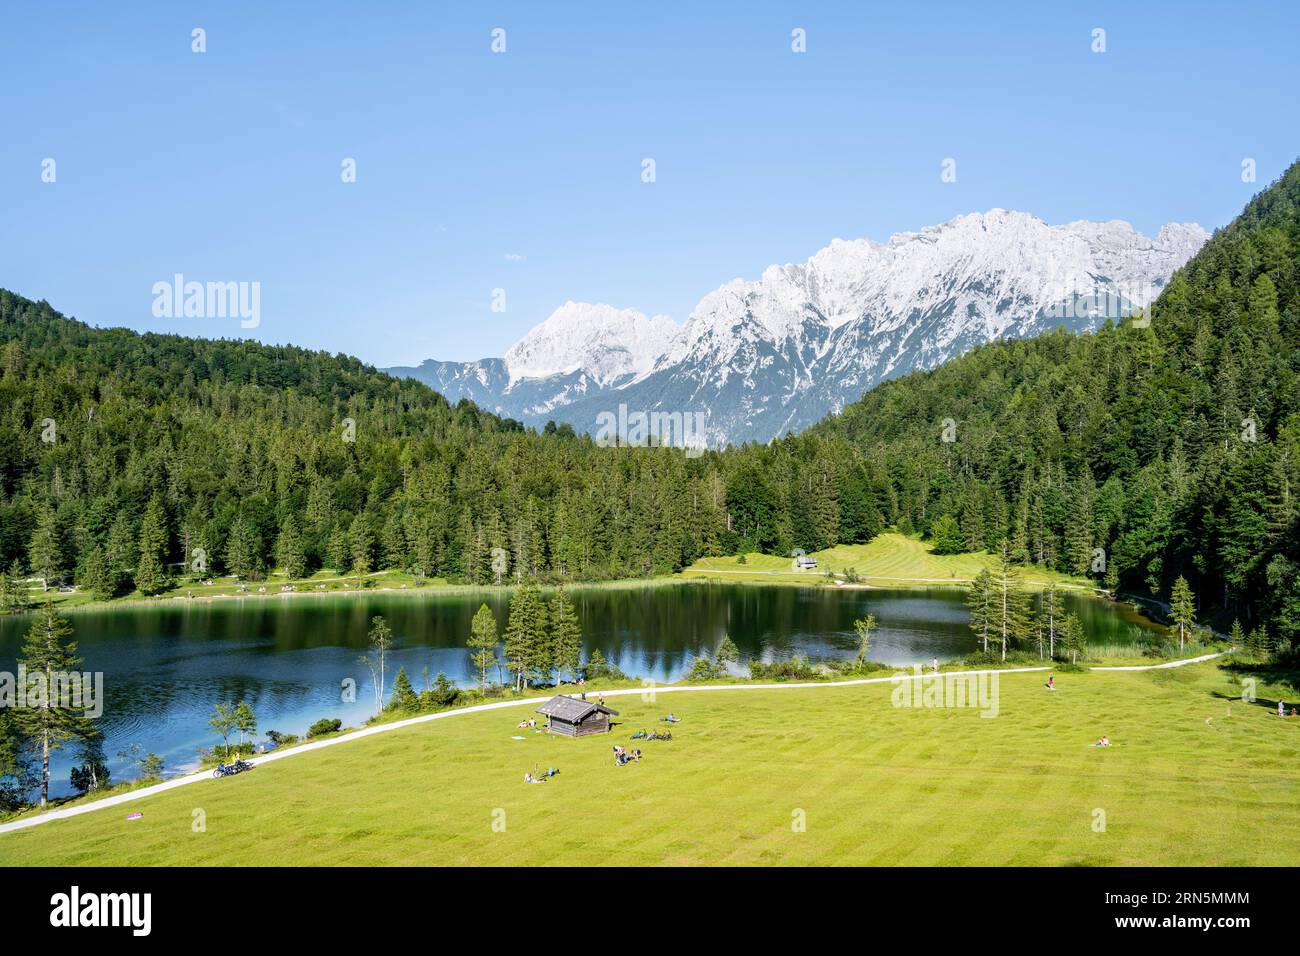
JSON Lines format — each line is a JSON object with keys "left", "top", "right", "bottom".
{"left": 811, "top": 161, "right": 1300, "bottom": 646}
{"left": 2, "top": 162, "right": 1299, "bottom": 656}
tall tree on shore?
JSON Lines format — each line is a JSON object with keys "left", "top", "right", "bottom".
{"left": 549, "top": 587, "right": 582, "bottom": 686}
{"left": 1170, "top": 575, "right": 1196, "bottom": 652}
{"left": 466, "top": 603, "right": 499, "bottom": 691}
{"left": 967, "top": 568, "right": 995, "bottom": 654}
{"left": 992, "top": 544, "right": 1033, "bottom": 662}
{"left": 135, "top": 496, "right": 169, "bottom": 594}
{"left": 209, "top": 702, "right": 238, "bottom": 762}
{"left": 26, "top": 505, "right": 63, "bottom": 590}
{"left": 503, "top": 579, "right": 547, "bottom": 690}
{"left": 1058, "top": 612, "right": 1087, "bottom": 664}
{"left": 853, "top": 614, "right": 878, "bottom": 665}
{"left": 1042, "top": 585, "right": 1061, "bottom": 659}
{"left": 359, "top": 615, "right": 394, "bottom": 716}
{"left": 16, "top": 603, "right": 90, "bottom": 807}
{"left": 275, "top": 516, "right": 307, "bottom": 580}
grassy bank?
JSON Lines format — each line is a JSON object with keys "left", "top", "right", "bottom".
{"left": 2, "top": 660, "right": 1296, "bottom": 866}
{"left": 10, "top": 533, "right": 1097, "bottom": 617}
{"left": 681, "top": 533, "right": 1095, "bottom": 590}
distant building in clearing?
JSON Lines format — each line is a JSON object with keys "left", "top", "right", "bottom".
{"left": 796, "top": 555, "right": 818, "bottom": 569}
{"left": 536, "top": 695, "right": 619, "bottom": 737}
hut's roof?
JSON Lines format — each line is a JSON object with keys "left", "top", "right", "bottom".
{"left": 536, "top": 695, "right": 619, "bottom": 722}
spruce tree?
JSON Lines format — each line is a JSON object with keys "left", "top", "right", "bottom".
{"left": 967, "top": 568, "right": 995, "bottom": 655}
{"left": 1170, "top": 576, "right": 1196, "bottom": 652}
{"left": 135, "top": 496, "right": 169, "bottom": 594}
{"left": 466, "top": 603, "right": 499, "bottom": 691}
{"left": 16, "top": 603, "right": 91, "bottom": 807}
{"left": 504, "top": 579, "right": 548, "bottom": 690}
{"left": 549, "top": 587, "right": 582, "bottom": 686}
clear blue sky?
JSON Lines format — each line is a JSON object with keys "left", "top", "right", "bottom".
{"left": 2, "top": 1, "right": 1297, "bottom": 366}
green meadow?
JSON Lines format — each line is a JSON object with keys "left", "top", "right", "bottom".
{"left": 682, "top": 532, "right": 1093, "bottom": 590}
{"left": 2, "top": 660, "right": 1296, "bottom": 866}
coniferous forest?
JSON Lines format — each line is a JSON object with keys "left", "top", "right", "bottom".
{"left": 2, "top": 162, "right": 1299, "bottom": 653}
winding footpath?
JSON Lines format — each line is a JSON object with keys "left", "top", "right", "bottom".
{"left": 0, "top": 650, "right": 1230, "bottom": 837}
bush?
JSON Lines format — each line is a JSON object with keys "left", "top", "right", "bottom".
{"left": 427, "top": 672, "right": 459, "bottom": 708}
{"left": 748, "top": 655, "right": 823, "bottom": 681}
{"left": 826, "top": 658, "right": 890, "bottom": 676}
{"left": 265, "top": 730, "right": 298, "bottom": 747}
{"left": 685, "top": 656, "right": 723, "bottom": 681}
{"left": 583, "top": 649, "right": 627, "bottom": 682}
{"left": 307, "top": 718, "right": 343, "bottom": 739}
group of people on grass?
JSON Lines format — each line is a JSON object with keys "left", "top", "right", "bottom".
{"left": 613, "top": 745, "right": 642, "bottom": 766}
{"left": 518, "top": 710, "right": 682, "bottom": 780}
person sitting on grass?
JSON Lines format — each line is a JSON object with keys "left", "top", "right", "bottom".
{"left": 630, "top": 748, "right": 642, "bottom": 761}
{"left": 1095, "top": 736, "right": 1111, "bottom": 747}
{"left": 663, "top": 713, "right": 681, "bottom": 723}
{"left": 517, "top": 720, "right": 530, "bottom": 729}
{"left": 524, "top": 771, "right": 544, "bottom": 783}
{"left": 1046, "top": 675, "right": 1055, "bottom": 691}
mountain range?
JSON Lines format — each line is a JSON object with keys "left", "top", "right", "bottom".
{"left": 386, "top": 210, "right": 1209, "bottom": 446}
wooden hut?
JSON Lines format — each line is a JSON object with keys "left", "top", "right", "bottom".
{"left": 536, "top": 695, "right": 619, "bottom": 737}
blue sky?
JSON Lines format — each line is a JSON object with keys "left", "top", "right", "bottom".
{"left": 2, "top": 1, "right": 1297, "bottom": 366}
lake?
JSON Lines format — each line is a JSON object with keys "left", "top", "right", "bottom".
{"left": 0, "top": 582, "right": 1163, "bottom": 794}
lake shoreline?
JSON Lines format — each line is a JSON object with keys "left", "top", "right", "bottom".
{"left": 13, "top": 564, "right": 1127, "bottom": 620}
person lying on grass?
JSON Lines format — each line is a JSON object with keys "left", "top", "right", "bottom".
{"left": 1094, "top": 736, "right": 1111, "bottom": 747}
{"left": 662, "top": 713, "right": 681, "bottom": 723}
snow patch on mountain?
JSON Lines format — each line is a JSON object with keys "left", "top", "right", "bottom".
{"left": 386, "top": 210, "right": 1208, "bottom": 445}
{"left": 504, "top": 301, "right": 679, "bottom": 388}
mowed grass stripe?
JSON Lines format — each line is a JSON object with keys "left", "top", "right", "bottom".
{"left": 1, "top": 664, "right": 1297, "bottom": 866}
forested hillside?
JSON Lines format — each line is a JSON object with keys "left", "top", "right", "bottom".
{"left": 809, "top": 160, "right": 1300, "bottom": 643}
{"left": 2, "top": 161, "right": 1298, "bottom": 652}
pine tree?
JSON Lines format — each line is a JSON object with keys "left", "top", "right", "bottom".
{"left": 466, "top": 603, "right": 499, "bottom": 691}
{"left": 349, "top": 514, "right": 375, "bottom": 575}
{"left": 503, "top": 579, "right": 547, "bottom": 690}
{"left": 1058, "top": 612, "right": 1087, "bottom": 664}
{"left": 1042, "top": 585, "right": 1061, "bottom": 659}
{"left": 993, "top": 544, "right": 1033, "bottom": 662}
{"left": 15, "top": 603, "right": 91, "bottom": 807}
{"left": 27, "top": 505, "right": 63, "bottom": 590}
{"left": 275, "top": 516, "right": 307, "bottom": 580}
{"left": 1170, "top": 575, "right": 1196, "bottom": 652}
{"left": 388, "top": 667, "right": 419, "bottom": 711}
{"left": 716, "top": 634, "right": 740, "bottom": 670}
{"left": 549, "top": 586, "right": 582, "bottom": 686}
{"left": 135, "top": 496, "right": 169, "bottom": 594}
{"left": 326, "top": 522, "right": 350, "bottom": 572}
{"left": 79, "top": 545, "right": 116, "bottom": 599}
{"left": 224, "top": 517, "right": 258, "bottom": 581}
{"left": 1228, "top": 619, "right": 1245, "bottom": 652}
{"left": 929, "top": 514, "right": 965, "bottom": 555}
{"left": 967, "top": 568, "right": 995, "bottom": 654}
{"left": 0, "top": 562, "right": 28, "bottom": 614}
